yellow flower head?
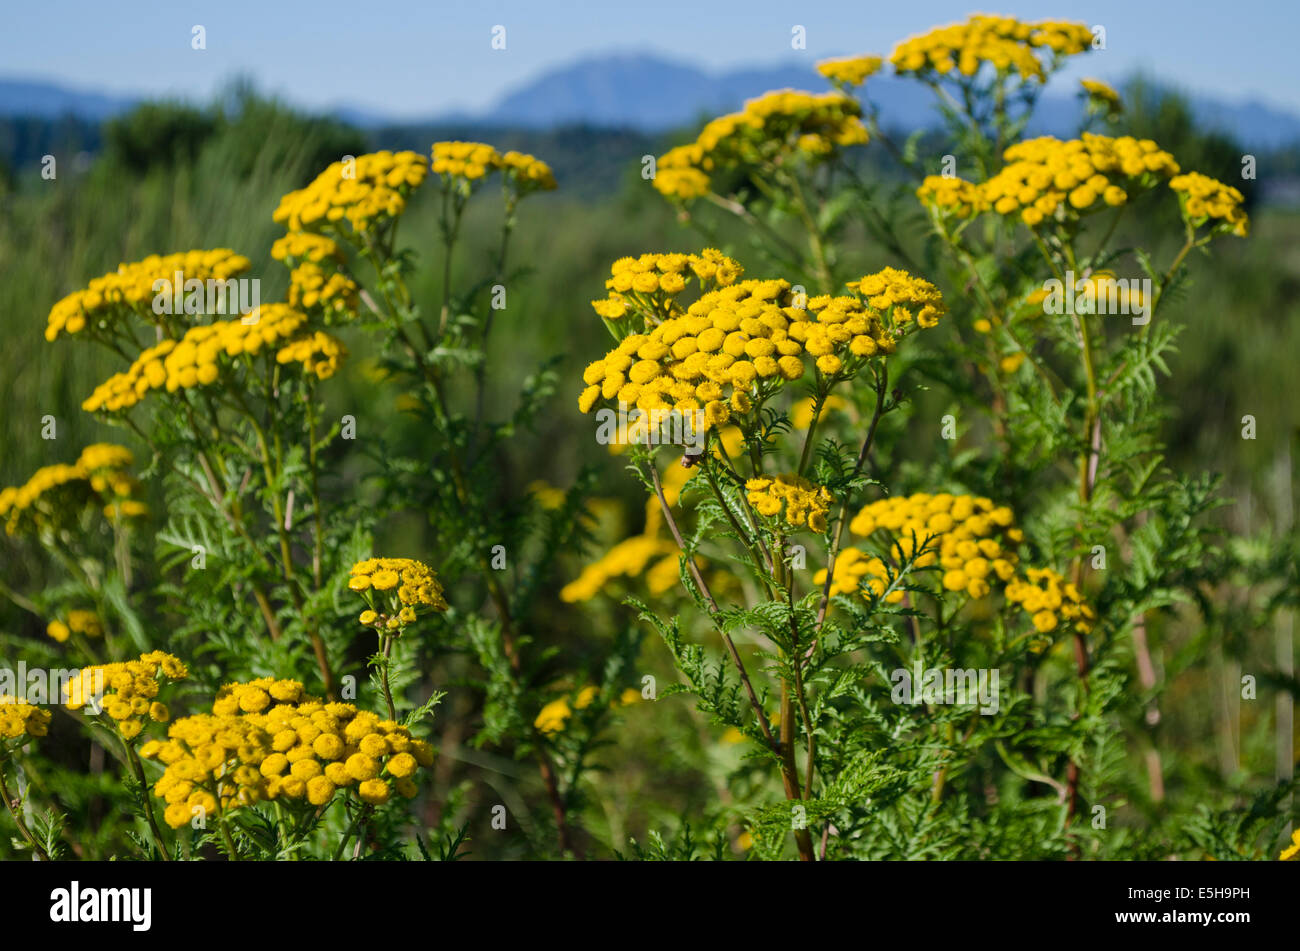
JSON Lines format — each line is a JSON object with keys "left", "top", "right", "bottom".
{"left": 273, "top": 150, "right": 428, "bottom": 234}
{"left": 891, "top": 15, "right": 1093, "bottom": 82}
{"left": 349, "top": 557, "right": 448, "bottom": 629}
{"left": 1080, "top": 78, "right": 1122, "bottom": 115}
{"left": 45, "top": 249, "right": 251, "bottom": 343}
{"left": 979, "top": 134, "right": 1179, "bottom": 227}
{"left": 592, "top": 249, "right": 743, "bottom": 333}
{"left": 817, "top": 55, "right": 884, "bottom": 88}
{"left": 1170, "top": 171, "right": 1249, "bottom": 237}
{"left": 652, "top": 90, "right": 867, "bottom": 201}
{"left": 144, "top": 680, "right": 432, "bottom": 825}
{"left": 64, "top": 652, "right": 188, "bottom": 742}
{"left": 916, "top": 175, "right": 988, "bottom": 219}
{"left": 1004, "top": 567, "right": 1096, "bottom": 636}
{"left": 82, "top": 304, "right": 330, "bottom": 414}
{"left": 840, "top": 492, "right": 1025, "bottom": 603}
{"left": 276, "top": 330, "right": 348, "bottom": 380}
{"left": 0, "top": 444, "right": 145, "bottom": 537}
{"left": 0, "top": 696, "right": 52, "bottom": 741}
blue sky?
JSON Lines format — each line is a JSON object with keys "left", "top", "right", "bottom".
{"left": 2, "top": 0, "right": 1298, "bottom": 118}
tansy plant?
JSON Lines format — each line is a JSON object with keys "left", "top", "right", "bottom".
{"left": 0, "top": 139, "right": 643, "bottom": 861}
{"left": 561, "top": 11, "right": 1297, "bottom": 860}
{"left": 1, "top": 13, "right": 1295, "bottom": 863}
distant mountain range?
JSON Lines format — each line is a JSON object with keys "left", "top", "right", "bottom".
{"left": 5, "top": 53, "right": 1300, "bottom": 149}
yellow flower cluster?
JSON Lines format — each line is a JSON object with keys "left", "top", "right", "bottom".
{"left": 846, "top": 492, "right": 1024, "bottom": 600}
{"left": 535, "top": 685, "right": 597, "bottom": 734}
{"left": 276, "top": 330, "right": 347, "bottom": 380}
{"left": 817, "top": 55, "right": 884, "bottom": 87}
{"left": 653, "top": 90, "right": 868, "bottom": 200}
{"left": 0, "top": 443, "right": 145, "bottom": 536}
{"left": 591, "top": 250, "right": 743, "bottom": 330}
{"left": 653, "top": 151, "right": 712, "bottom": 201}
{"left": 559, "top": 534, "right": 678, "bottom": 603}
{"left": 431, "top": 142, "right": 558, "bottom": 192}
{"left": 890, "top": 15, "right": 1093, "bottom": 81}
{"left": 82, "top": 305, "right": 318, "bottom": 412}
{"left": 824, "top": 492, "right": 1096, "bottom": 637}
{"left": 534, "top": 686, "right": 640, "bottom": 735}
{"left": 271, "top": 232, "right": 343, "bottom": 264}
{"left": 432, "top": 141, "right": 501, "bottom": 180}
{"left": 579, "top": 278, "right": 805, "bottom": 425}
{"left": 979, "top": 134, "right": 1179, "bottom": 226}
{"left": 1005, "top": 567, "right": 1095, "bottom": 634}
{"left": 847, "top": 267, "right": 946, "bottom": 330}
{"left": 500, "top": 149, "right": 558, "bottom": 192}
{"left": 288, "top": 262, "right": 359, "bottom": 319}
{"left": 141, "top": 678, "right": 434, "bottom": 827}
{"left": 746, "top": 475, "right": 832, "bottom": 532}
{"left": 916, "top": 174, "right": 988, "bottom": 218}
{"left": 1170, "top": 172, "right": 1249, "bottom": 237}
{"left": 0, "top": 696, "right": 51, "bottom": 741}
{"left": 273, "top": 150, "right": 428, "bottom": 234}
{"left": 47, "top": 609, "right": 102, "bottom": 643}
{"left": 1080, "top": 78, "right": 1121, "bottom": 113}
{"left": 580, "top": 266, "right": 943, "bottom": 425}
{"left": 815, "top": 548, "right": 907, "bottom": 604}
{"left": 45, "top": 250, "right": 251, "bottom": 342}
{"left": 348, "top": 558, "right": 448, "bottom": 629}
{"left": 65, "top": 651, "right": 188, "bottom": 741}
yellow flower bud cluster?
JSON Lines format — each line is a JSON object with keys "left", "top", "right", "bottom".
{"left": 653, "top": 90, "right": 868, "bottom": 200}
{"left": 746, "top": 475, "right": 833, "bottom": 532}
{"left": 273, "top": 150, "right": 428, "bottom": 234}
{"left": 348, "top": 558, "right": 449, "bottom": 630}
{"left": 64, "top": 651, "right": 188, "bottom": 742}
{"left": 1004, "top": 567, "right": 1096, "bottom": 634}
{"left": 47, "top": 609, "right": 102, "bottom": 643}
{"left": 847, "top": 492, "right": 1024, "bottom": 601}
{"left": 979, "top": 134, "right": 1179, "bottom": 227}
{"left": 45, "top": 249, "right": 251, "bottom": 343}
{"left": 1170, "top": 172, "right": 1249, "bottom": 237}
{"left": 890, "top": 15, "right": 1093, "bottom": 81}
{"left": 82, "top": 305, "right": 333, "bottom": 413}
{"left": 141, "top": 678, "right": 435, "bottom": 827}
{"left": 0, "top": 696, "right": 51, "bottom": 741}
{"left": 0, "top": 443, "right": 145, "bottom": 536}
{"left": 816, "top": 55, "right": 885, "bottom": 87}
{"left": 591, "top": 249, "right": 743, "bottom": 331}
{"left": 431, "top": 142, "right": 557, "bottom": 193}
